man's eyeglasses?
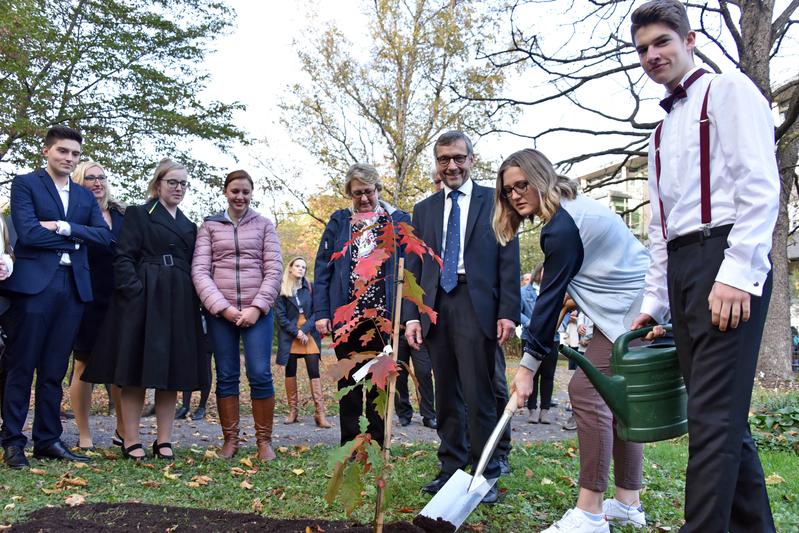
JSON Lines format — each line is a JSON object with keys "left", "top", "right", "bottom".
{"left": 161, "top": 178, "right": 190, "bottom": 190}
{"left": 435, "top": 154, "right": 469, "bottom": 166}
{"left": 501, "top": 181, "right": 530, "bottom": 198}
{"left": 84, "top": 175, "right": 107, "bottom": 182}
{"left": 350, "top": 188, "right": 376, "bottom": 199}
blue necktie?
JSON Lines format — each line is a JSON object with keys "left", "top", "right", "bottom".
{"left": 440, "top": 189, "right": 461, "bottom": 293}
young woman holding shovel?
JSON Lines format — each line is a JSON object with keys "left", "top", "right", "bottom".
{"left": 493, "top": 149, "right": 651, "bottom": 533}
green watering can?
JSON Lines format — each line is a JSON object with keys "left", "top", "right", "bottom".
{"left": 558, "top": 326, "right": 687, "bottom": 443}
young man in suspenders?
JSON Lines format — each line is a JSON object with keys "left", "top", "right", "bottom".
{"left": 629, "top": 1, "right": 779, "bottom": 532}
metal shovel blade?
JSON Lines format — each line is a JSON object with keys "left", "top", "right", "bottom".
{"left": 416, "top": 469, "right": 497, "bottom": 531}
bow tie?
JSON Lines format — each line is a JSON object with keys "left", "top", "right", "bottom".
{"left": 659, "top": 69, "right": 708, "bottom": 113}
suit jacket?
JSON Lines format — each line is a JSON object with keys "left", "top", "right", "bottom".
{"left": 401, "top": 181, "right": 520, "bottom": 339}
{"left": 0, "top": 168, "right": 113, "bottom": 302}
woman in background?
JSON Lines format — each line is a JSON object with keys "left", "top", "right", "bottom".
{"left": 70, "top": 161, "right": 125, "bottom": 449}
{"left": 275, "top": 257, "right": 330, "bottom": 428}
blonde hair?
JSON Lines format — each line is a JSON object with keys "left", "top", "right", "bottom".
{"left": 73, "top": 161, "right": 110, "bottom": 209}
{"left": 343, "top": 163, "right": 382, "bottom": 196}
{"left": 280, "top": 257, "right": 306, "bottom": 297}
{"left": 147, "top": 158, "right": 186, "bottom": 200}
{"left": 492, "top": 149, "right": 579, "bottom": 245}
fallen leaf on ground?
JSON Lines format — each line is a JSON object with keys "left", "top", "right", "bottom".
{"left": 240, "top": 457, "right": 253, "bottom": 468}
{"left": 252, "top": 498, "right": 264, "bottom": 513}
{"left": 765, "top": 473, "right": 785, "bottom": 485}
{"left": 525, "top": 468, "right": 534, "bottom": 479}
{"left": 64, "top": 494, "right": 85, "bottom": 507}
{"left": 163, "top": 471, "right": 180, "bottom": 480}
{"left": 203, "top": 450, "right": 218, "bottom": 460}
{"left": 292, "top": 468, "right": 305, "bottom": 476}
{"left": 240, "top": 480, "right": 253, "bottom": 490}
{"left": 398, "top": 507, "right": 414, "bottom": 513}
{"left": 30, "top": 468, "right": 46, "bottom": 475}
{"left": 230, "top": 467, "right": 246, "bottom": 476}
{"left": 541, "top": 478, "right": 553, "bottom": 485}
{"left": 73, "top": 462, "right": 88, "bottom": 469}
{"left": 140, "top": 481, "right": 161, "bottom": 488}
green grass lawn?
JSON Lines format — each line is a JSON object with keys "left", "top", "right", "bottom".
{"left": 0, "top": 439, "right": 796, "bottom": 532}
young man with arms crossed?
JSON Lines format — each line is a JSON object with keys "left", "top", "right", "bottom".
{"left": 630, "top": 2, "right": 779, "bottom": 531}
{"left": 1, "top": 126, "right": 112, "bottom": 468}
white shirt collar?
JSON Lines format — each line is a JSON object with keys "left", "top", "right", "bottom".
{"left": 442, "top": 176, "right": 473, "bottom": 198}
{"left": 664, "top": 65, "right": 705, "bottom": 97}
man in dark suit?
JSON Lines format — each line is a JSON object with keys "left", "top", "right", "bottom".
{"left": 0, "top": 126, "right": 112, "bottom": 468}
{"left": 403, "top": 130, "right": 520, "bottom": 504}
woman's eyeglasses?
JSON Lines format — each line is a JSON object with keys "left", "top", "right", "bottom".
{"left": 84, "top": 175, "right": 107, "bottom": 182}
{"left": 350, "top": 188, "right": 376, "bottom": 199}
{"left": 161, "top": 179, "right": 190, "bottom": 190}
{"left": 501, "top": 181, "right": 530, "bottom": 198}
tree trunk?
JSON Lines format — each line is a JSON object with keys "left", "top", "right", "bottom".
{"left": 761, "top": 121, "right": 799, "bottom": 384}
{"left": 736, "top": 1, "right": 791, "bottom": 384}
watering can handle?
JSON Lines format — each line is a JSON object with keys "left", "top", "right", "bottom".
{"left": 614, "top": 324, "right": 673, "bottom": 355}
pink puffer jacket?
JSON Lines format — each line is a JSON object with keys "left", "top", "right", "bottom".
{"left": 192, "top": 208, "right": 283, "bottom": 316}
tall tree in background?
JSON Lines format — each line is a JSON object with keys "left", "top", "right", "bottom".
{"left": 478, "top": 0, "right": 798, "bottom": 383}
{"left": 0, "top": 0, "right": 245, "bottom": 203}
{"left": 281, "top": 0, "right": 510, "bottom": 213}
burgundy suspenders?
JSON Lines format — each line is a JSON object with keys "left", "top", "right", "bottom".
{"left": 654, "top": 77, "right": 713, "bottom": 240}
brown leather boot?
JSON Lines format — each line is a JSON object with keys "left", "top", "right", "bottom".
{"left": 216, "top": 395, "right": 240, "bottom": 459}
{"left": 284, "top": 377, "right": 299, "bottom": 424}
{"left": 310, "top": 378, "right": 332, "bottom": 428}
{"left": 251, "top": 397, "right": 277, "bottom": 461}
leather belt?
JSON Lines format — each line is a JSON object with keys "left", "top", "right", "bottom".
{"left": 666, "top": 224, "right": 732, "bottom": 252}
{"left": 457, "top": 273, "right": 467, "bottom": 284}
{"left": 140, "top": 254, "right": 190, "bottom": 273}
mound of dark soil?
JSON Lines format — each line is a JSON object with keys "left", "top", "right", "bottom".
{"left": 10, "top": 502, "right": 423, "bottom": 532}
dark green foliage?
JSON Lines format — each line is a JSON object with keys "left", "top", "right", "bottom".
{"left": 0, "top": 0, "right": 245, "bottom": 207}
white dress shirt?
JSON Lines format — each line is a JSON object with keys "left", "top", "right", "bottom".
{"left": 640, "top": 67, "right": 780, "bottom": 323}
{"left": 441, "top": 177, "right": 472, "bottom": 274}
{"left": 52, "top": 178, "right": 75, "bottom": 265}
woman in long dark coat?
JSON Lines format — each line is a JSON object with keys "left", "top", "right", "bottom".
{"left": 69, "top": 160, "right": 126, "bottom": 450}
{"left": 83, "top": 158, "right": 208, "bottom": 461}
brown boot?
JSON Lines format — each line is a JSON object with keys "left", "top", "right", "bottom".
{"left": 217, "top": 395, "right": 240, "bottom": 459}
{"left": 310, "top": 378, "right": 332, "bottom": 428}
{"left": 284, "top": 377, "right": 299, "bottom": 424}
{"left": 251, "top": 397, "right": 277, "bottom": 461}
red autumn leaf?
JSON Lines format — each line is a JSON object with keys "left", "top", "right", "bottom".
{"left": 359, "top": 329, "right": 376, "bottom": 344}
{"left": 362, "top": 308, "right": 379, "bottom": 319}
{"left": 332, "top": 300, "right": 358, "bottom": 327}
{"left": 324, "top": 357, "right": 358, "bottom": 383}
{"left": 398, "top": 507, "right": 415, "bottom": 513}
{"left": 374, "top": 316, "right": 393, "bottom": 335}
{"left": 353, "top": 247, "right": 390, "bottom": 281}
{"left": 369, "top": 355, "right": 398, "bottom": 390}
{"left": 402, "top": 269, "right": 437, "bottom": 324}
{"left": 377, "top": 222, "right": 397, "bottom": 255}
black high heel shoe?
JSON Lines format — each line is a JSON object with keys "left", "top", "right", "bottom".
{"left": 112, "top": 430, "right": 124, "bottom": 448}
{"left": 152, "top": 441, "right": 174, "bottom": 461}
{"left": 122, "top": 443, "right": 145, "bottom": 462}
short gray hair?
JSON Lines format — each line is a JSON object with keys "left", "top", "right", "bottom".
{"left": 344, "top": 163, "right": 382, "bottom": 195}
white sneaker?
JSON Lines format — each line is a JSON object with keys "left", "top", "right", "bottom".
{"left": 541, "top": 508, "right": 609, "bottom": 533}
{"left": 603, "top": 498, "right": 646, "bottom": 528}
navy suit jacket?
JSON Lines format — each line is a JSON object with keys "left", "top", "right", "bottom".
{"left": 0, "top": 168, "right": 113, "bottom": 302}
{"left": 401, "top": 181, "right": 520, "bottom": 339}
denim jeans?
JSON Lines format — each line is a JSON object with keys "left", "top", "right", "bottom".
{"left": 207, "top": 310, "right": 274, "bottom": 399}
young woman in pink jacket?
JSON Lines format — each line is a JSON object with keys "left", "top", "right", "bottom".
{"left": 192, "top": 170, "right": 283, "bottom": 461}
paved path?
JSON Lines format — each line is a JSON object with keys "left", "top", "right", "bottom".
{"left": 49, "top": 358, "right": 577, "bottom": 450}
{"left": 57, "top": 393, "right": 575, "bottom": 451}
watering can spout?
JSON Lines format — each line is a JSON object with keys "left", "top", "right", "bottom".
{"left": 559, "top": 345, "right": 629, "bottom": 426}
